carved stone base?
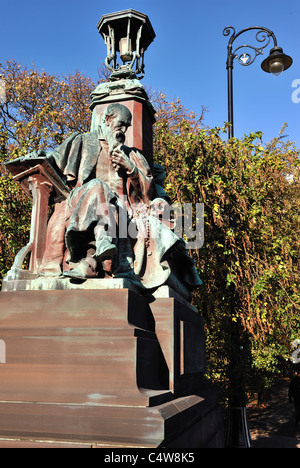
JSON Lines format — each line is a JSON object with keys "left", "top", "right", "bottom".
{"left": 0, "top": 288, "right": 224, "bottom": 447}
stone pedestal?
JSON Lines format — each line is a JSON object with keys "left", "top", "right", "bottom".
{"left": 0, "top": 288, "right": 224, "bottom": 447}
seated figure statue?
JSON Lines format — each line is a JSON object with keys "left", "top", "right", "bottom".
{"left": 17, "top": 103, "right": 201, "bottom": 298}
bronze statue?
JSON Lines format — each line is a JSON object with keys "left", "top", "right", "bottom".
{"left": 6, "top": 102, "right": 201, "bottom": 297}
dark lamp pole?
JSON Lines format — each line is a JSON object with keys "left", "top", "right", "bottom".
{"left": 224, "top": 26, "right": 293, "bottom": 139}
{"left": 223, "top": 25, "right": 292, "bottom": 449}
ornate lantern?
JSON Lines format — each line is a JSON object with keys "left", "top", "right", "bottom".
{"left": 97, "top": 9, "right": 156, "bottom": 80}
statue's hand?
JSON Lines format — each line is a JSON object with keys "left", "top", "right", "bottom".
{"left": 110, "top": 147, "right": 135, "bottom": 173}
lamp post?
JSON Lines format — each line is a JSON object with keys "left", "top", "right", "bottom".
{"left": 223, "top": 26, "right": 292, "bottom": 448}
{"left": 224, "top": 26, "right": 293, "bottom": 139}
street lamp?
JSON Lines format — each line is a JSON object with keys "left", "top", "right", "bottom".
{"left": 223, "top": 26, "right": 292, "bottom": 449}
{"left": 224, "top": 26, "right": 293, "bottom": 139}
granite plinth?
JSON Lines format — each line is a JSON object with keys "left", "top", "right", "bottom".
{"left": 0, "top": 287, "right": 224, "bottom": 447}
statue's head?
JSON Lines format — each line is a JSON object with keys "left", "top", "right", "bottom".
{"left": 100, "top": 103, "right": 132, "bottom": 147}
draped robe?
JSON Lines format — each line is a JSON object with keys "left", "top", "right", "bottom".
{"left": 40, "top": 130, "right": 202, "bottom": 295}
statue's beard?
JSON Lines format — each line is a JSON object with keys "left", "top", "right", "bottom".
{"left": 107, "top": 130, "right": 125, "bottom": 153}
{"left": 115, "top": 130, "right": 126, "bottom": 143}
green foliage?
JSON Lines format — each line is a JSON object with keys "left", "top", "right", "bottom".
{"left": 153, "top": 117, "right": 300, "bottom": 392}
{"left": 0, "top": 61, "right": 95, "bottom": 282}
{"left": 0, "top": 153, "right": 32, "bottom": 279}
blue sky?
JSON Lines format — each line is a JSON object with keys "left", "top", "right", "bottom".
{"left": 0, "top": 0, "right": 299, "bottom": 147}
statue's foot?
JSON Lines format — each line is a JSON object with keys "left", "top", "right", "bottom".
{"left": 62, "top": 259, "right": 98, "bottom": 280}
{"left": 94, "top": 238, "right": 117, "bottom": 261}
